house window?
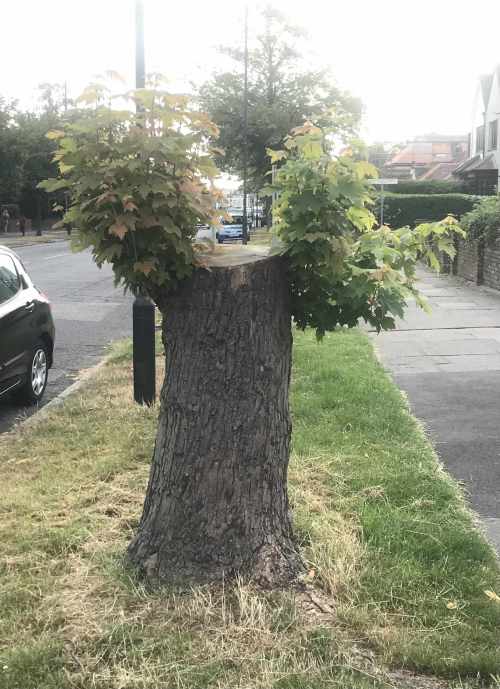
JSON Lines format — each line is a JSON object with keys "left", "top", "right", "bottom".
{"left": 489, "top": 120, "right": 498, "bottom": 150}
{"left": 476, "top": 125, "right": 485, "bottom": 153}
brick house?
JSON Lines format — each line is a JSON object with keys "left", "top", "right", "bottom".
{"left": 381, "top": 134, "right": 467, "bottom": 181}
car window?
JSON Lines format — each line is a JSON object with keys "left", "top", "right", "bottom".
{"left": 0, "top": 254, "right": 20, "bottom": 304}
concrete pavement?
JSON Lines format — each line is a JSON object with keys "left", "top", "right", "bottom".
{"left": 373, "top": 269, "right": 500, "bottom": 554}
{"left": 0, "top": 242, "right": 132, "bottom": 433}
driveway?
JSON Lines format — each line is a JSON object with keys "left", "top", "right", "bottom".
{"left": 373, "top": 269, "right": 500, "bottom": 554}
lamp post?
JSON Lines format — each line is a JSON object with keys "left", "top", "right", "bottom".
{"left": 133, "top": 0, "right": 156, "bottom": 406}
{"left": 135, "top": 0, "right": 145, "bottom": 91}
{"left": 242, "top": 5, "right": 249, "bottom": 245}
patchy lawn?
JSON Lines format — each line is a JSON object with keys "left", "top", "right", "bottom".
{"left": 0, "top": 330, "right": 499, "bottom": 689}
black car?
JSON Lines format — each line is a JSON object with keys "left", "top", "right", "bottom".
{"left": 0, "top": 245, "right": 55, "bottom": 404}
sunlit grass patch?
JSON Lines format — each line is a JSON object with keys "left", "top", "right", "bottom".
{"left": 292, "top": 330, "right": 500, "bottom": 680}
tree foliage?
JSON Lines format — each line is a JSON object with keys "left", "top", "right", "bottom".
{"left": 0, "top": 87, "right": 65, "bottom": 218}
{"left": 198, "top": 5, "right": 361, "bottom": 195}
{"left": 0, "top": 98, "right": 25, "bottom": 203}
{"left": 365, "top": 142, "right": 391, "bottom": 171}
{"left": 40, "top": 85, "right": 222, "bottom": 298}
{"left": 267, "top": 123, "right": 465, "bottom": 337}
{"left": 41, "top": 83, "right": 464, "bottom": 339}
{"left": 459, "top": 195, "right": 500, "bottom": 244}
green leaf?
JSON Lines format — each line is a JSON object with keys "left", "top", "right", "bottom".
{"left": 37, "top": 178, "right": 68, "bottom": 192}
{"left": 355, "top": 160, "right": 378, "bottom": 180}
{"left": 58, "top": 162, "right": 74, "bottom": 174}
{"left": 266, "top": 148, "right": 287, "bottom": 164}
{"left": 46, "top": 130, "right": 65, "bottom": 140}
{"left": 347, "top": 206, "right": 375, "bottom": 232}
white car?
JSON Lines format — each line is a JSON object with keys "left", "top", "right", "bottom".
{"left": 195, "top": 225, "right": 216, "bottom": 242}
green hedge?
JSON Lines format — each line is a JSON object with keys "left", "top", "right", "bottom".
{"left": 375, "top": 193, "right": 481, "bottom": 228}
{"left": 460, "top": 195, "right": 500, "bottom": 243}
{"left": 387, "top": 180, "right": 465, "bottom": 195}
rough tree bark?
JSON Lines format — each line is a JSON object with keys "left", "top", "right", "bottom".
{"left": 128, "top": 248, "right": 304, "bottom": 586}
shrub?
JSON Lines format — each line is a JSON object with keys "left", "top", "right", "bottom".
{"left": 388, "top": 180, "right": 465, "bottom": 195}
{"left": 460, "top": 195, "right": 500, "bottom": 243}
{"left": 375, "top": 193, "right": 481, "bottom": 228}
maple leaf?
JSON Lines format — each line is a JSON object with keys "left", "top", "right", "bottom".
{"left": 96, "top": 192, "right": 117, "bottom": 207}
{"left": 123, "top": 197, "right": 138, "bottom": 212}
{"left": 134, "top": 260, "right": 156, "bottom": 276}
{"left": 109, "top": 222, "right": 128, "bottom": 240}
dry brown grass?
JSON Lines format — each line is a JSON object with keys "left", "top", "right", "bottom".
{"left": 0, "top": 344, "right": 368, "bottom": 689}
{"left": 289, "top": 452, "right": 365, "bottom": 598}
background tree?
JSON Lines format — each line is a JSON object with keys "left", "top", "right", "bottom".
{"left": 0, "top": 98, "right": 24, "bottom": 205}
{"left": 41, "top": 87, "right": 462, "bottom": 588}
{"left": 198, "top": 5, "right": 362, "bottom": 219}
{"left": 0, "top": 84, "right": 65, "bottom": 223}
{"left": 17, "top": 112, "right": 60, "bottom": 222}
{"left": 365, "top": 142, "right": 391, "bottom": 171}
{"left": 38, "top": 82, "right": 70, "bottom": 116}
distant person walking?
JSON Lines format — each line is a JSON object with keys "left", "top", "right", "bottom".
{"left": 1, "top": 208, "right": 10, "bottom": 233}
{"left": 17, "top": 215, "right": 26, "bottom": 236}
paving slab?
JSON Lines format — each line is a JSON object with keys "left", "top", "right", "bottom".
{"left": 388, "top": 354, "right": 500, "bottom": 375}
{"left": 373, "top": 269, "right": 500, "bottom": 555}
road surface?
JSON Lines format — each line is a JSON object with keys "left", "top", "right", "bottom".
{"left": 0, "top": 241, "right": 133, "bottom": 433}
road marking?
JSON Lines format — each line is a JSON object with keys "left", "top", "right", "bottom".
{"left": 43, "top": 253, "right": 70, "bottom": 260}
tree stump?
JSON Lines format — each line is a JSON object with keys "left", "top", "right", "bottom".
{"left": 128, "top": 247, "right": 304, "bottom": 586}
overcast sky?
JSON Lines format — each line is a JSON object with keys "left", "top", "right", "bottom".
{"left": 2, "top": 0, "right": 500, "bottom": 143}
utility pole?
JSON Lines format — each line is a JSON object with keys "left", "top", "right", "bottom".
{"left": 133, "top": 0, "right": 156, "bottom": 406}
{"left": 367, "top": 178, "right": 398, "bottom": 226}
{"left": 242, "top": 5, "right": 249, "bottom": 245}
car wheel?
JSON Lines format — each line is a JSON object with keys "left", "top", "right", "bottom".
{"left": 13, "top": 342, "right": 49, "bottom": 405}
{"left": 218, "top": 237, "right": 224, "bottom": 244}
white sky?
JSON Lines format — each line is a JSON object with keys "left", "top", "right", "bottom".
{"left": 2, "top": 0, "right": 500, "bottom": 143}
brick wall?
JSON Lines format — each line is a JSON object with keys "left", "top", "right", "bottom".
{"left": 483, "top": 233, "right": 500, "bottom": 291}
{"left": 439, "top": 251, "right": 452, "bottom": 274}
{"left": 456, "top": 238, "right": 480, "bottom": 283}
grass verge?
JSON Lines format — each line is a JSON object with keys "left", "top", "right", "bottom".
{"left": 0, "top": 329, "right": 499, "bottom": 689}
{"left": 0, "top": 231, "right": 69, "bottom": 249}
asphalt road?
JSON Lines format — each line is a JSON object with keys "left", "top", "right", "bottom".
{"left": 0, "top": 241, "right": 132, "bottom": 433}
{"left": 374, "top": 269, "right": 500, "bottom": 553}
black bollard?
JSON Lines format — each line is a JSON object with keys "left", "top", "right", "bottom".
{"left": 133, "top": 294, "right": 156, "bottom": 405}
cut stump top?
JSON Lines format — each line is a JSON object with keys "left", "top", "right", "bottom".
{"left": 200, "top": 245, "right": 272, "bottom": 268}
